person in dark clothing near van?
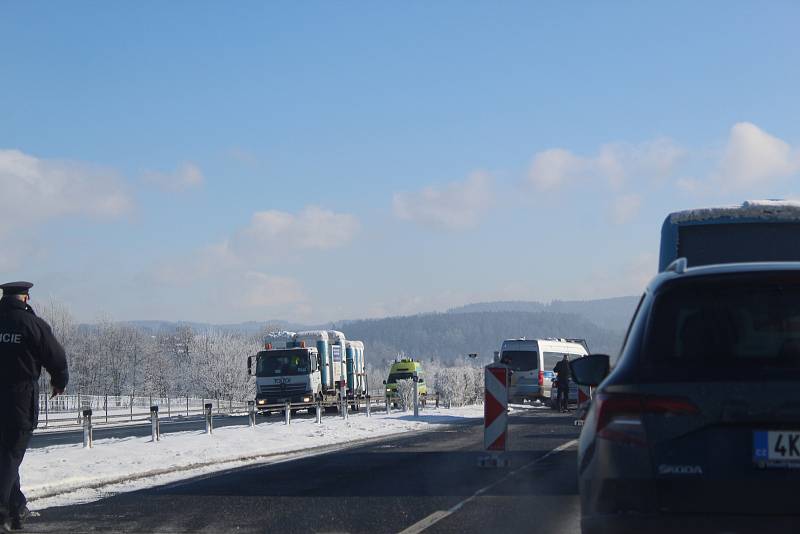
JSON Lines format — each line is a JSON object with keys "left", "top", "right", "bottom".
{"left": 0, "top": 282, "right": 68, "bottom": 531}
{"left": 553, "top": 354, "right": 571, "bottom": 412}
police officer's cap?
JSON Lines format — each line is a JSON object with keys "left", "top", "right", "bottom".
{"left": 0, "top": 281, "right": 33, "bottom": 296}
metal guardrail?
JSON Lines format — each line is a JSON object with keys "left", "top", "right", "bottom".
{"left": 38, "top": 394, "right": 248, "bottom": 429}
{"left": 74, "top": 391, "right": 447, "bottom": 449}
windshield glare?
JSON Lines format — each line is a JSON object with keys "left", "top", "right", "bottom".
{"left": 256, "top": 350, "right": 310, "bottom": 377}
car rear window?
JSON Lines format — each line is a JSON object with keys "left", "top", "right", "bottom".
{"left": 645, "top": 273, "right": 800, "bottom": 371}
{"left": 500, "top": 350, "right": 538, "bottom": 371}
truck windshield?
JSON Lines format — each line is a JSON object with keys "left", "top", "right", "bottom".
{"left": 256, "top": 350, "right": 310, "bottom": 377}
{"left": 500, "top": 350, "right": 538, "bottom": 371}
{"left": 387, "top": 372, "right": 413, "bottom": 383}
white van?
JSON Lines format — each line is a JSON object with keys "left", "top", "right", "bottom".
{"left": 498, "top": 338, "right": 588, "bottom": 403}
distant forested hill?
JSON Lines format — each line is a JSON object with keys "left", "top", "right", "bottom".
{"left": 447, "top": 296, "right": 640, "bottom": 331}
{"left": 340, "top": 310, "right": 626, "bottom": 367}
{"left": 110, "top": 297, "right": 640, "bottom": 370}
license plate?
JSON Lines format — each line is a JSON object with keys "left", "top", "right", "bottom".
{"left": 753, "top": 431, "right": 800, "bottom": 463}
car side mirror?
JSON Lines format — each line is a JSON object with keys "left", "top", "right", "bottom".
{"left": 569, "top": 354, "right": 610, "bottom": 387}
{"left": 247, "top": 355, "right": 253, "bottom": 376}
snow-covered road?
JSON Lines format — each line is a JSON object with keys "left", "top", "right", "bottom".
{"left": 25, "top": 406, "right": 483, "bottom": 511}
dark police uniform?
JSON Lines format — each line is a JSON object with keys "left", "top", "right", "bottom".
{"left": 0, "top": 282, "right": 68, "bottom": 529}
{"left": 553, "top": 357, "right": 571, "bottom": 412}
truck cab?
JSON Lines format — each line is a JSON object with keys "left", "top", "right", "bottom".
{"left": 384, "top": 359, "right": 428, "bottom": 400}
{"left": 248, "top": 345, "right": 320, "bottom": 413}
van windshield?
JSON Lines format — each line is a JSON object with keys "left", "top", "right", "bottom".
{"left": 500, "top": 350, "right": 538, "bottom": 371}
{"left": 646, "top": 273, "right": 800, "bottom": 372}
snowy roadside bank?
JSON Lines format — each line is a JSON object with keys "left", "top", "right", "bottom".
{"left": 25, "top": 405, "right": 483, "bottom": 510}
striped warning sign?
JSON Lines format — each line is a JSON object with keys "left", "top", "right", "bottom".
{"left": 484, "top": 365, "right": 509, "bottom": 451}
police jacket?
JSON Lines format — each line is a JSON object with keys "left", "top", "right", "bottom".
{"left": 0, "top": 297, "right": 69, "bottom": 390}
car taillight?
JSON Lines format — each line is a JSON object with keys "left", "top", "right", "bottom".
{"left": 595, "top": 393, "right": 699, "bottom": 447}
{"left": 538, "top": 371, "right": 544, "bottom": 386}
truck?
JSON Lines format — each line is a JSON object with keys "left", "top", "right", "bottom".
{"left": 247, "top": 330, "right": 367, "bottom": 414}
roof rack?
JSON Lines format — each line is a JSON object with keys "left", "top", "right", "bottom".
{"left": 665, "top": 257, "right": 687, "bottom": 274}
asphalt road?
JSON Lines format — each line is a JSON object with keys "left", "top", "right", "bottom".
{"left": 27, "top": 407, "right": 582, "bottom": 533}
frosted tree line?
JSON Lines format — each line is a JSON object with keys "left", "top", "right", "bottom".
{"left": 34, "top": 299, "right": 486, "bottom": 406}
{"left": 36, "top": 300, "right": 256, "bottom": 402}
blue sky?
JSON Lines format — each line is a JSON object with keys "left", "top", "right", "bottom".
{"left": 2, "top": 1, "right": 800, "bottom": 323}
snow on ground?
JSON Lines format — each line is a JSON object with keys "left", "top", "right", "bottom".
{"left": 24, "top": 405, "right": 483, "bottom": 511}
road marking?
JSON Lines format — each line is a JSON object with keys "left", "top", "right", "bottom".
{"left": 397, "top": 439, "right": 578, "bottom": 534}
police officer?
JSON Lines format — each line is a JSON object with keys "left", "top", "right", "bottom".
{"left": 0, "top": 282, "right": 68, "bottom": 531}
{"left": 553, "top": 354, "right": 571, "bottom": 413}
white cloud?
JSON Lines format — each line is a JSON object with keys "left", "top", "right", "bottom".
{"left": 714, "top": 122, "right": 800, "bottom": 189}
{"left": 392, "top": 171, "right": 493, "bottom": 230}
{"left": 239, "top": 272, "right": 308, "bottom": 308}
{"left": 527, "top": 138, "right": 684, "bottom": 191}
{"left": 611, "top": 194, "right": 642, "bottom": 224}
{"left": 141, "top": 162, "right": 204, "bottom": 191}
{"left": 527, "top": 149, "right": 585, "bottom": 191}
{"left": 143, "top": 205, "right": 358, "bottom": 320}
{"left": 231, "top": 206, "right": 359, "bottom": 257}
{"left": 0, "top": 148, "right": 133, "bottom": 234}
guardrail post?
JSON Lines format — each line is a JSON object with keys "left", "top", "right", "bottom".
{"left": 386, "top": 394, "right": 391, "bottom": 414}
{"left": 436, "top": 392, "right": 440, "bottom": 409}
{"left": 82, "top": 409, "right": 93, "bottom": 448}
{"left": 248, "top": 401, "right": 256, "bottom": 427}
{"left": 339, "top": 379, "right": 346, "bottom": 419}
{"left": 130, "top": 395, "right": 133, "bottom": 421}
{"left": 366, "top": 395, "right": 371, "bottom": 417}
{"left": 44, "top": 394, "right": 48, "bottom": 428}
{"left": 186, "top": 396, "right": 189, "bottom": 417}
{"left": 413, "top": 373, "right": 420, "bottom": 418}
{"left": 204, "top": 403, "right": 213, "bottom": 434}
{"left": 315, "top": 400, "right": 322, "bottom": 424}
{"left": 167, "top": 397, "right": 171, "bottom": 418}
{"left": 284, "top": 401, "right": 291, "bottom": 425}
{"left": 104, "top": 395, "right": 108, "bottom": 424}
{"left": 150, "top": 405, "right": 160, "bottom": 442}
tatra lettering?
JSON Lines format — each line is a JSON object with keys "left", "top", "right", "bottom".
{"left": 0, "top": 333, "right": 22, "bottom": 344}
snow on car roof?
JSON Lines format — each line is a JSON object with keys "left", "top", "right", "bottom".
{"left": 669, "top": 200, "right": 800, "bottom": 223}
